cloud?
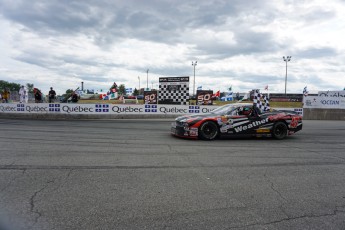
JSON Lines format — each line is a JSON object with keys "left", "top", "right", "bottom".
{"left": 0, "top": 0, "right": 345, "bottom": 95}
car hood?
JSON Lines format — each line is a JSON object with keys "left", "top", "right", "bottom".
{"left": 175, "top": 113, "right": 215, "bottom": 122}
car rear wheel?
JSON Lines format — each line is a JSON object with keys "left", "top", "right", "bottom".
{"left": 199, "top": 121, "right": 219, "bottom": 140}
{"left": 272, "top": 122, "right": 288, "bottom": 140}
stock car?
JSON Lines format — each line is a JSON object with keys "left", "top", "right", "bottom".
{"left": 171, "top": 103, "right": 302, "bottom": 140}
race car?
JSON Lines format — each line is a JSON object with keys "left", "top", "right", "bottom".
{"left": 171, "top": 103, "right": 302, "bottom": 140}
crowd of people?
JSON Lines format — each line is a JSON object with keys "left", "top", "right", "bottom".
{"left": 0, "top": 86, "right": 66, "bottom": 103}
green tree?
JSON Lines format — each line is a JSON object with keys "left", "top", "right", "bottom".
{"left": 0, "top": 80, "right": 21, "bottom": 91}
{"left": 26, "top": 83, "right": 34, "bottom": 93}
{"left": 61, "top": 89, "right": 74, "bottom": 99}
{"left": 66, "top": 89, "right": 74, "bottom": 94}
{"left": 118, "top": 84, "right": 126, "bottom": 95}
{"left": 133, "top": 88, "right": 139, "bottom": 96}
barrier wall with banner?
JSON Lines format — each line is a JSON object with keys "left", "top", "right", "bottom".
{"left": 0, "top": 103, "right": 303, "bottom": 116}
{"left": 303, "top": 91, "right": 345, "bottom": 109}
{"left": 0, "top": 103, "right": 215, "bottom": 115}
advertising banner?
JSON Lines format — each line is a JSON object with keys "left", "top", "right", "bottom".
{"left": 303, "top": 94, "right": 345, "bottom": 109}
{"left": 196, "top": 90, "right": 213, "bottom": 105}
{"left": 318, "top": 91, "right": 345, "bottom": 97}
{"left": 144, "top": 91, "right": 158, "bottom": 104}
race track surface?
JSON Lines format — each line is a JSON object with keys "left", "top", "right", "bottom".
{"left": 0, "top": 119, "right": 345, "bottom": 230}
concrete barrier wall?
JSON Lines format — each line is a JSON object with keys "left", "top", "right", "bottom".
{"left": 2, "top": 108, "right": 340, "bottom": 120}
{"left": 303, "top": 108, "right": 345, "bottom": 120}
{"left": 4, "top": 102, "right": 342, "bottom": 120}
{"left": 0, "top": 113, "right": 179, "bottom": 120}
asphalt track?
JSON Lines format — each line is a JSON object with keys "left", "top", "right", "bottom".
{"left": 0, "top": 119, "right": 344, "bottom": 230}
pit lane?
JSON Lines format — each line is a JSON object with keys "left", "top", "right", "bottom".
{"left": 0, "top": 119, "right": 344, "bottom": 229}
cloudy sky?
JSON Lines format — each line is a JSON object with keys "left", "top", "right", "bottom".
{"left": 1, "top": 0, "right": 345, "bottom": 95}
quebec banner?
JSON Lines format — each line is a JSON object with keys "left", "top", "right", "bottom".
{"left": 0, "top": 103, "right": 303, "bottom": 116}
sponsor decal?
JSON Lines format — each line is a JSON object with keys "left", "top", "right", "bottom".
{"left": 268, "top": 113, "right": 289, "bottom": 121}
{"left": 256, "top": 128, "right": 270, "bottom": 133}
{"left": 145, "top": 104, "right": 157, "bottom": 113}
{"left": 25, "top": 105, "right": 48, "bottom": 113}
{"left": 112, "top": 106, "right": 143, "bottom": 113}
{"left": 95, "top": 104, "right": 109, "bottom": 113}
{"left": 220, "top": 125, "right": 232, "bottom": 133}
{"left": 144, "top": 91, "right": 158, "bottom": 104}
{"left": 197, "top": 90, "right": 213, "bottom": 105}
{"left": 0, "top": 105, "right": 17, "bottom": 112}
{"left": 320, "top": 100, "right": 339, "bottom": 105}
{"left": 201, "top": 107, "right": 214, "bottom": 113}
{"left": 188, "top": 106, "right": 200, "bottom": 113}
{"left": 189, "top": 128, "right": 198, "bottom": 136}
{"left": 62, "top": 105, "right": 94, "bottom": 113}
{"left": 318, "top": 91, "right": 345, "bottom": 97}
{"left": 159, "top": 107, "right": 187, "bottom": 114}
{"left": 234, "top": 118, "right": 269, "bottom": 133}
{"left": 17, "top": 104, "right": 25, "bottom": 111}
{"left": 289, "top": 117, "right": 299, "bottom": 128}
{"left": 49, "top": 104, "right": 61, "bottom": 112}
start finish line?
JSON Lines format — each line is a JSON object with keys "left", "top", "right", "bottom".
{"left": 0, "top": 103, "right": 303, "bottom": 116}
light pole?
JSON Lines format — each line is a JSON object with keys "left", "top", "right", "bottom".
{"left": 146, "top": 69, "right": 149, "bottom": 90}
{"left": 192, "top": 61, "right": 197, "bottom": 96}
{"left": 283, "top": 56, "right": 291, "bottom": 95}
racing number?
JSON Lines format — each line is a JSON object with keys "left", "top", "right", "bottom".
{"left": 197, "top": 93, "right": 211, "bottom": 103}
{"left": 145, "top": 93, "right": 157, "bottom": 103}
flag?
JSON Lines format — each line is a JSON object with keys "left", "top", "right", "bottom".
{"left": 228, "top": 86, "right": 233, "bottom": 98}
{"left": 213, "top": 90, "right": 220, "bottom": 97}
{"left": 253, "top": 89, "right": 270, "bottom": 111}
{"left": 197, "top": 86, "right": 202, "bottom": 90}
{"left": 264, "top": 85, "right": 268, "bottom": 91}
{"left": 303, "top": 86, "right": 308, "bottom": 96}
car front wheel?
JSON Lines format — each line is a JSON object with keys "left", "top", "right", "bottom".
{"left": 199, "top": 121, "right": 219, "bottom": 140}
{"left": 272, "top": 121, "right": 288, "bottom": 140}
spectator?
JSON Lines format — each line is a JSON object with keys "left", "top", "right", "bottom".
{"left": 48, "top": 87, "right": 56, "bottom": 103}
{"left": 71, "top": 92, "right": 78, "bottom": 103}
{"left": 19, "top": 85, "right": 27, "bottom": 103}
{"left": 2, "top": 88, "right": 10, "bottom": 103}
{"left": 34, "top": 88, "right": 42, "bottom": 103}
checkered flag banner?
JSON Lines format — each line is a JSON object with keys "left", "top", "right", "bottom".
{"left": 253, "top": 89, "right": 270, "bottom": 111}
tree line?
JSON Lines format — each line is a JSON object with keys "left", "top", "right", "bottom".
{"left": 0, "top": 80, "right": 34, "bottom": 93}
{"left": 0, "top": 80, "right": 141, "bottom": 97}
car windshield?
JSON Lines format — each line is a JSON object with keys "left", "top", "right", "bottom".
{"left": 210, "top": 103, "right": 261, "bottom": 116}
